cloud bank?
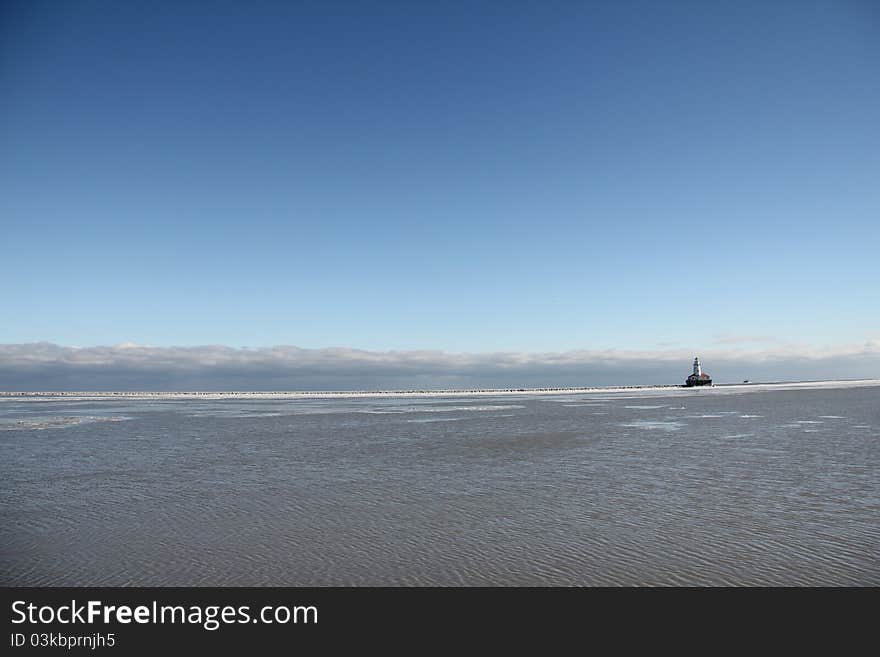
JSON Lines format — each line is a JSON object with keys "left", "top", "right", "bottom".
{"left": 1, "top": 341, "right": 878, "bottom": 391}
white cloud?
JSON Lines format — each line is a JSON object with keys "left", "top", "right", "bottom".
{"left": 0, "top": 340, "right": 878, "bottom": 369}
{"left": 0, "top": 340, "right": 878, "bottom": 390}
{"left": 712, "top": 334, "right": 779, "bottom": 345}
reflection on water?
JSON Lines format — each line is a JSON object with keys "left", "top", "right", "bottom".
{"left": 1, "top": 385, "right": 878, "bottom": 585}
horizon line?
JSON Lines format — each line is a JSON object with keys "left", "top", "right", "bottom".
{"left": 4, "top": 378, "right": 880, "bottom": 398}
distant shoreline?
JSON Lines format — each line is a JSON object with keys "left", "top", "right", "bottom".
{"left": 2, "top": 378, "right": 879, "bottom": 400}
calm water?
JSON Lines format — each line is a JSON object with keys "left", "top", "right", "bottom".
{"left": 1, "top": 385, "right": 878, "bottom": 586}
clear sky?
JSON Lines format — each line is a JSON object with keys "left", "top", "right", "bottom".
{"left": 2, "top": 1, "right": 878, "bottom": 367}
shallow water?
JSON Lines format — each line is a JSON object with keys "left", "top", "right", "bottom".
{"left": 1, "top": 385, "right": 878, "bottom": 585}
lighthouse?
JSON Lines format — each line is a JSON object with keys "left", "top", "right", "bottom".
{"left": 685, "top": 357, "right": 712, "bottom": 387}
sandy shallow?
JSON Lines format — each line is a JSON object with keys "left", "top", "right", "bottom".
{"left": 2, "top": 379, "right": 878, "bottom": 585}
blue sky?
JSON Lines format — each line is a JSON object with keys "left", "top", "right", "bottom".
{"left": 2, "top": 1, "right": 878, "bottom": 370}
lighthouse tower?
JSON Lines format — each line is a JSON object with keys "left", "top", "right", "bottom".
{"left": 685, "top": 356, "right": 712, "bottom": 386}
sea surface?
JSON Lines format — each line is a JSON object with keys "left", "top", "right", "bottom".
{"left": 1, "top": 384, "right": 878, "bottom": 586}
